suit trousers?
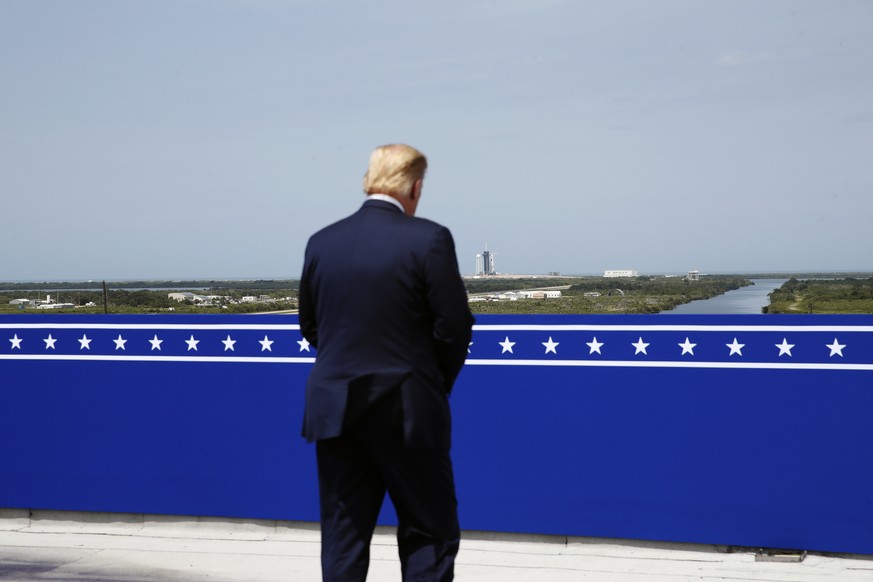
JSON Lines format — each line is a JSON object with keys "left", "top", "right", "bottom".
{"left": 315, "top": 389, "right": 460, "bottom": 582}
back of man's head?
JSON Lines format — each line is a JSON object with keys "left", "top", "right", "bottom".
{"left": 363, "top": 144, "right": 427, "bottom": 199}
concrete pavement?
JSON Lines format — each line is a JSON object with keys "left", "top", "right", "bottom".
{"left": 2, "top": 509, "right": 872, "bottom": 581}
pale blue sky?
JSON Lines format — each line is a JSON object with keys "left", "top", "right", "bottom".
{"left": 2, "top": 0, "right": 871, "bottom": 280}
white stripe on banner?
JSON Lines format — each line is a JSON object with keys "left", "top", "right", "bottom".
{"left": 4, "top": 323, "right": 873, "bottom": 333}
{"left": 1, "top": 354, "right": 869, "bottom": 371}
{"left": 465, "top": 359, "right": 873, "bottom": 371}
{"left": 0, "top": 323, "right": 301, "bottom": 331}
{"left": 472, "top": 324, "right": 873, "bottom": 333}
{"left": 0, "top": 354, "right": 315, "bottom": 364}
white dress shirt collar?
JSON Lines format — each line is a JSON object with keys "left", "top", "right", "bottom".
{"left": 366, "top": 193, "right": 404, "bottom": 213}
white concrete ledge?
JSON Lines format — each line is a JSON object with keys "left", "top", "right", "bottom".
{"left": 3, "top": 508, "right": 873, "bottom": 582}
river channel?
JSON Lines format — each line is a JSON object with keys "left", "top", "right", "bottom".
{"left": 663, "top": 279, "right": 788, "bottom": 315}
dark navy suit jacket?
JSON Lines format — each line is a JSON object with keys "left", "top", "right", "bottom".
{"left": 299, "top": 199, "right": 474, "bottom": 450}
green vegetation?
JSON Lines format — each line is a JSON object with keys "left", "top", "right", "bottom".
{"left": 731, "top": 272, "right": 873, "bottom": 280}
{"left": 464, "top": 277, "right": 581, "bottom": 294}
{"left": 0, "top": 284, "right": 298, "bottom": 315}
{"left": 0, "top": 279, "right": 299, "bottom": 292}
{"left": 468, "top": 276, "right": 751, "bottom": 315}
{"left": 765, "top": 278, "right": 873, "bottom": 314}
{"left": 9, "top": 275, "right": 873, "bottom": 316}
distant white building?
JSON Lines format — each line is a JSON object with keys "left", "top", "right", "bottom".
{"left": 686, "top": 270, "right": 700, "bottom": 281}
{"left": 169, "top": 292, "right": 208, "bottom": 303}
{"left": 12, "top": 295, "right": 76, "bottom": 309}
{"left": 604, "top": 270, "right": 638, "bottom": 278}
{"left": 519, "top": 290, "right": 562, "bottom": 299}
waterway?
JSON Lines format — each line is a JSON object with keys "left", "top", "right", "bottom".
{"left": 664, "top": 279, "right": 788, "bottom": 315}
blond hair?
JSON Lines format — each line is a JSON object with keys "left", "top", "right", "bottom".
{"left": 362, "top": 144, "right": 427, "bottom": 198}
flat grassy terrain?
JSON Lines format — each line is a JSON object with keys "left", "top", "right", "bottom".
{"left": 765, "top": 278, "right": 873, "bottom": 314}
{"left": 7, "top": 276, "right": 873, "bottom": 316}
{"left": 467, "top": 276, "right": 751, "bottom": 315}
{"left": 0, "top": 285, "right": 298, "bottom": 315}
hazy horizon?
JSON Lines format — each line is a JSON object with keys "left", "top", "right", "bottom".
{"left": 2, "top": 269, "right": 871, "bottom": 286}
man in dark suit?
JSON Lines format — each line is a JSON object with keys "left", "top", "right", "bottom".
{"left": 299, "top": 144, "right": 474, "bottom": 581}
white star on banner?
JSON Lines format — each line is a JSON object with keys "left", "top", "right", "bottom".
{"left": 499, "top": 336, "right": 515, "bottom": 354}
{"left": 775, "top": 338, "right": 794, "bottom": 357}
{"left": 586, "top": 337, "right": 604, "bottom": 355}
{"left": 826, "top": 338, "right": 846, "bottom": 358}
{"left": 260, "top": 335, "right": 274, "bottom": 352}
{"left": 222, "top": 335, "right": 237, "bottom": 352}
{"left": 467, "top": 341, "right": 473, "bottom": 354}
{"left": 149, "top": 335, "right": 163, "bottom": 351}
{"left": 113, "top": 334, "right": 127, "bottom": 351}
{"left": 678, "top": 337, "right": 696, "bottom": 356}
{"left": 78, "top": 334, "right": 92, "bottom": 350}
{"left": 186, "top": 335, "right": 200, "bottom": 351}
{"left": 43, "top": 334, "right": 57, "bottom": 350}
{"left": 632, "top": 337, "right": 649, "bottom": 355}
{"left": 9, "top": 334, "right": 22, "bottom": 350}
{"left": 726, "top": 338, "right": 745, "bottom": 357}
{"left": 297, "top": 338, "right": 310, "bottom": 352}
{"left": 542, "top": 337, "right": 559, "bottom": 354}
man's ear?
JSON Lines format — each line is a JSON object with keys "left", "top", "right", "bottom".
{"left": 411, "top": 179, "right": 423, "bottom": 200}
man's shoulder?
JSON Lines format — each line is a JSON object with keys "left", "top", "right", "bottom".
{"left": 408, "top": 215, "right": 445, "bottom": 231}
{"left": 307, "top": 210, "right": 359, "bottom": 242}
{"left": 395, "top": 215, "right": 446, "bottom": 241}
{"left": 392, "top": 216, "right": 455, "bottom": 253}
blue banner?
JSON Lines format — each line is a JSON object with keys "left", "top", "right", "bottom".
{"left": 2, "top": 314, "right": 872, "bottom": 554}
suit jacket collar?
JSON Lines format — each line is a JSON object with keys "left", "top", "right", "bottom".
{"left": 362, "top": 197, "right": 404, "bottom": 214}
